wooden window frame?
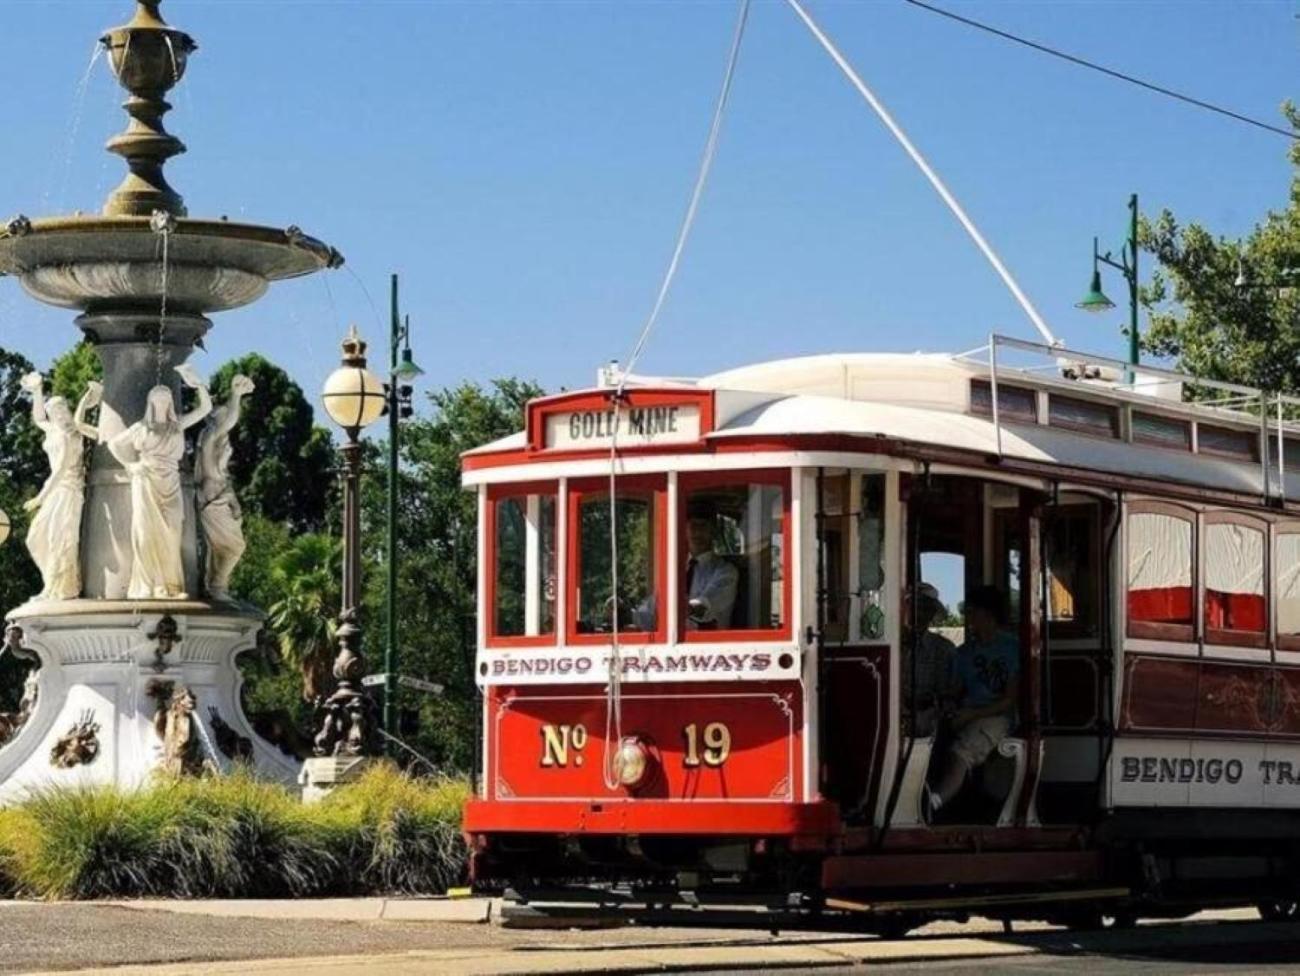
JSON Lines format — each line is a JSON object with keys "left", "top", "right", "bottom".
{"left": 566, "top": 474, "right": 669, "bottom": 647}
{"left": 970, "top": 379, "right": 1038, "bottom": 424}
{"left": 1276, "top": 522, "right": 1300, "bottom": 653}
{"left": 1131, "top": 411, "right": 1192, "bottom": 452}
{"left": 1126, "top": 500, "right": 1197, "bottom": 643}
{"left": 485, "top": 481, "right": 559, "bottom": 649}
{"left": 1197, "top": 423, "right": 1260, "bottom": 463}
{"left": 1044, "top": 502, "right": 1104, "bottom": 641}
{"left": 1202, "top": 511, "right": 1269, "bottom": 650}
{"left": 677, "top": 469, "right": 794, "bottom": 643}
{"left": 1047, "top": 394, "right": 1120, "bottom": 439}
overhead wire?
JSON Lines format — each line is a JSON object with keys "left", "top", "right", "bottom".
{"left": 902, "top": 0, "right": 1299, "bottom": 142}
{"left": 602, "top": 0, "right": 751, "bottom": 791}
{"left": 785, "top": 0, "right": 1060, "bottom": 347}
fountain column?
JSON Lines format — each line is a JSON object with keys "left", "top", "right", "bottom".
{"left": 78, "top": 311, "right": 210, "bottom": 599}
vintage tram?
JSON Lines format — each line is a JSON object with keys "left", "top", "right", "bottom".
{"left": 461, "top": 334, "right": 1300, "bottom": 927}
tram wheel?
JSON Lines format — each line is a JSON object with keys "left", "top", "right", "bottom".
{"left": 1257, "top": 900, "right": 1300, "bottom": 921}
{"left": 873, "top": 913, "right": 919, "bottom": 940}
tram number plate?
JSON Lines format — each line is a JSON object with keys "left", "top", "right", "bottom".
{"left": 539, "top": 721, "right": 733, "bottom": 769}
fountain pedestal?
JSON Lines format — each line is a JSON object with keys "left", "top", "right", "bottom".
{"left": 0, "top": 602, "right": 300, "bottom": 799}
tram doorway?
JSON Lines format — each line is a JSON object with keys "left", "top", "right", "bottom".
{"left": 899, "top": 475, "right": 1111, "bottom": 827}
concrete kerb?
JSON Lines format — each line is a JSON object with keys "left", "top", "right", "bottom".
{"left": 105, "top": 896, "right": 498, "bottom": 924}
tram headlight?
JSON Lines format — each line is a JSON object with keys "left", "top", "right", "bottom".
{"left": 614, "top": 736, "right": 651, "bottom": 789}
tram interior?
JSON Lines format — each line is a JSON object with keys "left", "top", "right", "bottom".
{"left": 824, "top": 472, "right": 1112, "bottom": 828}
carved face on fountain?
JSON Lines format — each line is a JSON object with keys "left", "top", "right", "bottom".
{"left": 144, "top": 386, "right": 178, "bottom": 428}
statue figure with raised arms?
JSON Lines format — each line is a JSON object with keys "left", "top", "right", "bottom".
{"left": 109, "top": 365, "right": 212, "bottom": 599}
{"left": 19, "top": 372, "right": 101, "bottom": 601}
{"left": 196, "top": 374, "right": 254, "bottom": 600}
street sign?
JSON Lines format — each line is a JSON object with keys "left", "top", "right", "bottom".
{"left": 361, "top": 673, "right": 443, "bottom": 696}
{"left": 398, "top": 675, "right": 444, "bottom": 695}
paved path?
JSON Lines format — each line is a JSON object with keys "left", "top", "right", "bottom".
{"left": 5, "top": 903, "right": 1299, "bottom": 975}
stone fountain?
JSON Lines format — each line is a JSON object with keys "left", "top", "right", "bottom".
{"left": 0, "top": 1, "right": 341, "bottom": 796}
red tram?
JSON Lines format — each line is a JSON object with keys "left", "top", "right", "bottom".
{"left": 461, "top": 335, "right": 1300, "bottom": 928}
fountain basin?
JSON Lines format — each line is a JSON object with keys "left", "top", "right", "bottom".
{"left": 0, "top": 216, "right": 343, "bottom": 314}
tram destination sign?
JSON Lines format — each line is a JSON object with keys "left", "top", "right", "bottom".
{"left": 478, "top": 646, "right": 799, "bottom": 686}
{"left": 544, "top": 403, "right": 702, "bottom": 451}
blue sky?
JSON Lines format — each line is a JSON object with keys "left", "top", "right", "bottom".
{"left": 0, "top": 0, "right": 1296, "bottom": 412}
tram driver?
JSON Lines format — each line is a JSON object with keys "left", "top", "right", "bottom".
{"left": 927, "top": 585, "right": 1020, "bottom": 818}
{"left": 629, "top": 501, "right": 739, "bottom": 631}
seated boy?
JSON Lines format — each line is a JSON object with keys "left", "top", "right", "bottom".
{"left": 927, "top": 584, "right": 1019, "bottom": 817}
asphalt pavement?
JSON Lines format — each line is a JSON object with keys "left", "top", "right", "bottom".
{"left": 4, "top": 902, "right": 1300, "bottom": 975}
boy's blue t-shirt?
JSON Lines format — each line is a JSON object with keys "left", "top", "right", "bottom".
{"left": 955, "top": 631, "right": 1020, "bottom": 709}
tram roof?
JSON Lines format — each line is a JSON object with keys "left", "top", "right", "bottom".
{"left": 464, "top": 337, "right": 1300, "bottom": 505}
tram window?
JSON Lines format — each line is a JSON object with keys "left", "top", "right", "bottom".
{"left": 970, "top": 380, "right": 1038, "bottom": 423}
{"left": 1276, "top": 531, "right": 1300, "bottom": 647}
{"left": 1133, "top": 412, "right": 1191, "bottom": 451}
{"left": 1198, "top": 424, "right": 1259, "bottom": 462}
{"left": 680, "top": 472, "right": 788, "bottom": 636}
{"left": 489, "top": 489, "right": 557, "bottom": 642}
{"left": 573, "top": 483, "right": 662, "bottom": 636}
{"left": 859, "top": 474, "right": 887, "bottom": 640}
{"left": 1267, "top": 438, "right": 1300, "bottom": 474}
{"left": 1047, "top": 507, "right": 1100, "bottom": 638}
{"left": 1127, "top": 507, "right": 1195, "bottom": 641}
{"left": 1048, "top": 395, "right": 1119, "bottom": 439}
{"left": 1204, "top": 517, "right": 1266, "bottom": 645}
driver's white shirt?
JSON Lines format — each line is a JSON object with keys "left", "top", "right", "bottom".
{"left": 629, "top": 550, "right": 740, "bottom": 631}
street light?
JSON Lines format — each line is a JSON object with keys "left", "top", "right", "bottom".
{"left": 1078, "top": 193, "right": 1140, "bottom": 373}
{"left": 0, "top": 508, "right": 10, "bottom": 547}
{"left": 313, "top": 326, "right": 385, "bottom": 759}
{"left": 383, "top": 274, "right": 424, "bottom": 751}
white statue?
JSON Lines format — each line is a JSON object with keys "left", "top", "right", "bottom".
{"left": 108, "top": 365, "right": 212, "bottom": 600}
{"left": 196, "top": 374, "right": 254, "bottom": 601}
{"left": 19, "top": 372, "right": 101, "bottom": 601}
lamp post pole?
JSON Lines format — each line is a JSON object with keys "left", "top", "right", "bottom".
{"left": 386, "top": 276, "right": 399, "bottom": 749}
{"left": 314, "top": 328, "right": 387, "bottom": 760}
{"left": 1077, "top": 193, "right": 1140, "bottom": 377}
{"left": 384, "top": 274, "right": 422, "bottom": 750}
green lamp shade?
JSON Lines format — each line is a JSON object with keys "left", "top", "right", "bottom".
{"left": 393, "top": 347, "right": 425, "bottom": 382}
{"left": 1077, "top": 270, "right": 1116, "bottom": 313}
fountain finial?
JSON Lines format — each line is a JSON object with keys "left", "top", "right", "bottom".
{"left": 99, "top": 1, "right": 197, "bottom": 218}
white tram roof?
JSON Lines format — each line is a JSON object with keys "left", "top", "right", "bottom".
{"left": 465, "top": 338, "right": 1300, "bottom": 505}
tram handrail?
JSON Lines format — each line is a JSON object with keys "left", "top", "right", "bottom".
{"left": 969, "top": 334, "right": 1300, "bottom": 504}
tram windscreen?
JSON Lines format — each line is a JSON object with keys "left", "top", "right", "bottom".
{"left": 577, "top": 490, "right": 658, "bottom": 633}
{"left": 681, "top": 480, "right": 785, "bottom": 632}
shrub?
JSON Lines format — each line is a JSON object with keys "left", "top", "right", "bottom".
{"left": 0, "top": 764, "right": 468, "bottom": 899}
{"left": 319, "top": 763, "right": 471, "bottom": 894}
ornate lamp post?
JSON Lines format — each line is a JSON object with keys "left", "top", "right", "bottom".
{"left": 311, "top": 327, "right": 386, "bottom": 769}
{"left": 383, "top": 274, "right": 424, "bottom": 748}
{"left": 1077, "top": 193, "right": 1140, "bottom": 376}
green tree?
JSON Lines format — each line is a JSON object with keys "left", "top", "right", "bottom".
{"left": 362, "top": 378, "right": 543, "bottom": 771}
{"left": 264, "top": 533, "right": 341, "bottom": 704}
{"left": 1140, "top": 103, "right": 1300, "bottom": 391}
{"left": 0, "top": 347, "right": 43, "bottom": 622}
{"left": 48, "top": 341, "right": 102, "bottom": 404}
{"left": 209, "top": 355, "right": 335, "bottom": 532}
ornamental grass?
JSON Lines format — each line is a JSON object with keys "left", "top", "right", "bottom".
{"left": 0, "top": 763, "right": 469, "bottom": 900}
